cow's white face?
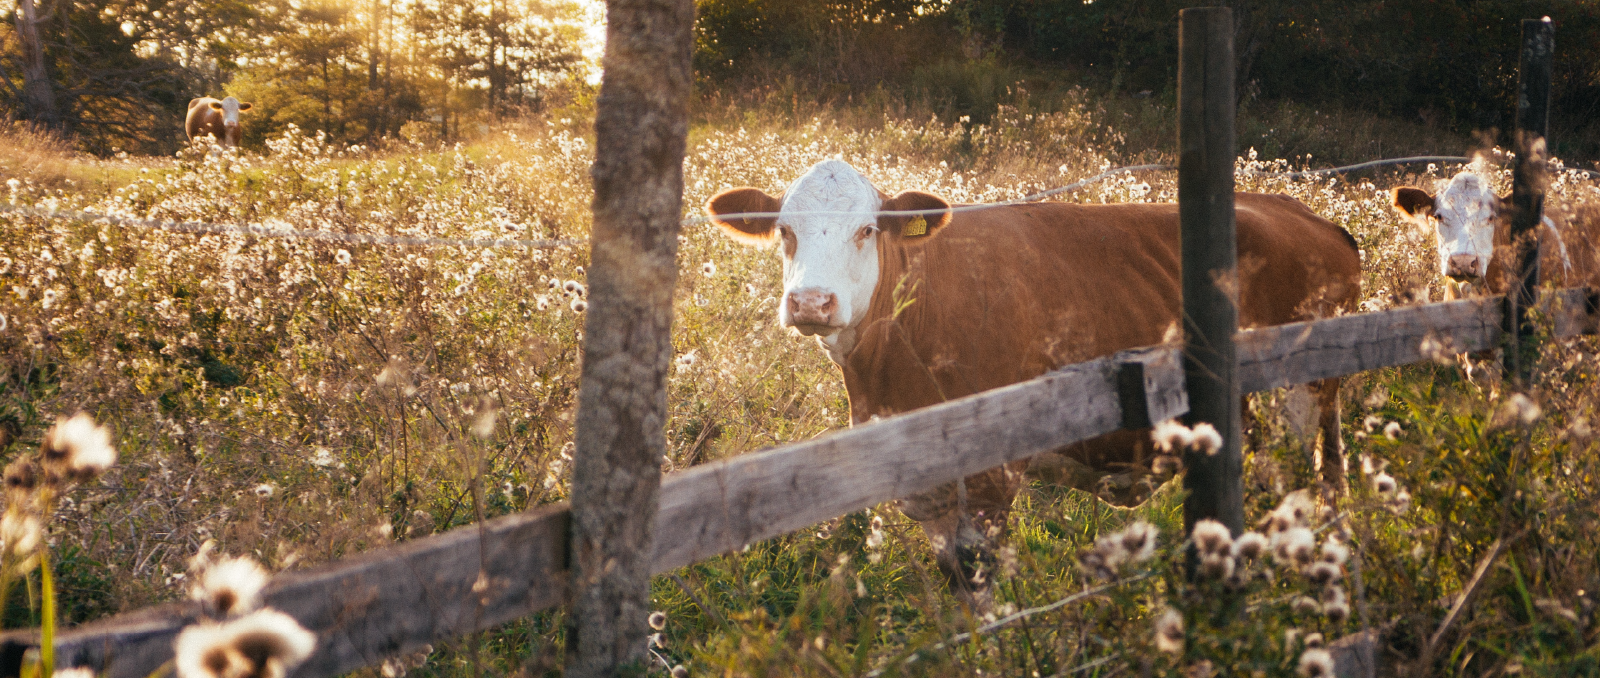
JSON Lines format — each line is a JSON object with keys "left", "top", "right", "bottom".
{"left": 1393, "top": 172, "right": 1501, "bottom": 282}
{"left": 706, "top": 160, "right": 951, "bottom": 361}
{"left": 209, "top": 96, "right": 253, "bottom": 130}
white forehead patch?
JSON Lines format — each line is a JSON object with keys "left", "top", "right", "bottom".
{"left": 1433, "top": 172, "right": 1496, "bottom": 227}
{"left": 781, "top": 159, "right": 879, "bottom": 219}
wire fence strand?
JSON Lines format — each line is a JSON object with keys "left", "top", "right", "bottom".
{"left": 6, "top": 154, "right": 1594, "bottom": 250}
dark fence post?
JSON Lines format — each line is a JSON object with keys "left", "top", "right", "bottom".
{"left": 1506, "top": 16, "right": 1553, "bottom": 383}
{"left": 567, "top": 0, "right": 694, "bottom": 675}
{"left": 1177, "top": 7, "right": 1244, "bottom": 540}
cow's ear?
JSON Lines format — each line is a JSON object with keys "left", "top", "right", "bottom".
{"left": 209, "top": 101, "right": 224, "bottom": 111}
{"left": 706, "top": 187, "right": 781, "bottom": 245}
{"left": 238, "top": 102, "right": 253, "bottom": 112}
{"left": 1392, "top": 187, "right": 1436, "bottom": 223}
{"left": 879, "top": 190, "right": 952, "bottom": 241}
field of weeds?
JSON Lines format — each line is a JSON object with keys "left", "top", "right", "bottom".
{"left": 2, "top": 91, "right": 1600, "bottom": 676}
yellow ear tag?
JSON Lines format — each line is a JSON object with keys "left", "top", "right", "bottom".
{"left": 904, "top": 215, "right": 928, "bottom": 237}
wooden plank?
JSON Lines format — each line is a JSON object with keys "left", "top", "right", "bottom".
{"left": 1177, "top": 5, "right": 1244, "bottom": 536}
{"left": 1236, "top": 296, "right": 1503, "bottom": 394}
{"left": 8, "top": 505, "right": 569, "bottom": 678}
{"left": 649, "top": 346, "right": 1188, "bottom": 572}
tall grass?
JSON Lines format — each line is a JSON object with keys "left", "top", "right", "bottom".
{"left": 1, "top": 94, "right": 1598, "bottom": 676}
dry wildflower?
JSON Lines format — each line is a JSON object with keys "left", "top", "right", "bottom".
{"left": 42, "top": 412, "right": 117, "bottom": 481}
{"left": 1151, "top": 419, "right": 1195, "bottom": 453}
{"left": 570, "top": 299, "right": 587, "bottom": 313}
{"left": 1273, "top": 527, "right": 1316, "bottom": 566}
{"left": 253, "top": 484, "right": 274, "bottom": 499}
{"left": 1320, "top": 541, "right": 1349, "bottom": 566}
{"left": 1232, "top": 531, "right": 1268, "bottom": 560}
{"left": 1304, "top": 632, "right": 1324, "bottom": 648}
{"left": 1199, "top": 552, "right": 1235, "bottom": 581}
{"left": 191, "top": 556, "right": 270, "bottom": 618}
{"left": 1495, "top": 393, "right": 1542, "bottom": 426}
{"left": 1298, "top": 648, "right": 1335, "bottom": 677}
{"left": 1190, "top": 423, "right": 1223, "bottom": 455}
{"left": 648, "top": 633, "right": 664, "bottom": 648}
{"left": 1191, "top": 519, "right": 1232, "bottom": 557}
{"left": 562, "top": 280, "right": 585, "bottom": 297}
{"left": 53, "top": 668, "right": 96, "bottom": 678}
{"left": 1116, "top": 521, "right": 1159, "bottom": 563}
{"left": 1383, "top": 421, "right": 1402, "bottom": 440}
{"left": 174, "top": 609, "right": 316, "bottom": 678}
{"left": 1372, "top": 472, "right": 1397, "bottom": 496}
{"left": 1153, "top": 607, "right": 1183, "bottom": 654}
{"left": 1322, "top": 585, "right": 1350, "bottom": 622}
{"left": 671, "top": 666, "right": 688, "bottom": 678}
{"left": 1306, "top": 561, "right": 1342, "bottom": 586}
{"left": 1, "top": 511, "right": 42, "bottom": 556}
{"left": 1362, "top": 415, "right": 1383, "bottom": 433}
{"left": 1390, "top": 488, "right": 1412, "bottom": 515}
{"left": 1292, "top": 595, "right": 1321, "bottom": 614}
{"left": 648, "top": 611, "right": 667, "bottom": 631}
{"left": 701, "top": 261, "right": 717, "bottom": 277}
{"left": 334, "top": 250, "right": 351, "bottom": 265}
{"left": 1151, "top": 454, "right": 1182, "bottom": 476}
{"left": 3, "top": 459, "right": 37, "bottom": 499}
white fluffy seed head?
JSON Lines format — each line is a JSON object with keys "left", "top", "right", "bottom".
{"left": 1153, "top": 607, "right": 1183, "bottom": 654}
{"left": 1151, "top": 419, "right": 1195, "bottom": 453}
{"left": 1117, "top": 521, "right": 1158, "bottom": 563}
{"left": 1190, "top": 422, "right": 1223, "bottom": 455}
{"left": 1383, "top": 421, "right": 1402, "bottom": 440}
{"left": 1298, "top": 648, "right": 1335, "bottom": 677}
{"left": 191, "top": 556, "right": 270, "bottom": 618}
{"left": 1273, "top": 527, "right": 1316, "bottom": 566}
{"left": 175, "top": 609, "right": 316, "bottom": 678}
{"left": 1232, "top": 532, "right": 1269, "bottom": 560}
{"left": 1373, "top": 472, "right": 1397, "bottom": 496}
{"left": 1192, "top": 519, "right": 1232, "bottom": 557}
{"left": 648, "top": 611, "right": 667, "bottom": 631}
{"left": 44, "top": 413, "right": 118, "bottom": 481}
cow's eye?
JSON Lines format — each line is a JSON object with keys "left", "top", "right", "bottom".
{"left": 778, "top": 226, "right": 797, "bottom": 257}
{"left": 854, "top": 225, "right": 876, "bottom": 243}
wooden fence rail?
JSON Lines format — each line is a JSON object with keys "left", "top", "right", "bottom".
{"left": 5, "top": 286, "right": 1594, "bottom": 678}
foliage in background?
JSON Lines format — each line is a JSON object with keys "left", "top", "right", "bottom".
{"left": 0, "top": 0, "right": 586, "bottom": 154}
{"left": 695, "top": 0, "right": 1600, "bottom": 164}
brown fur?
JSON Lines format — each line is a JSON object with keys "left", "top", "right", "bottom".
{"left": 185, "top": 97, "right": 250, "bottom": 147}
{"left": 846, "top": 194, "right": 1361, "bottom": 599}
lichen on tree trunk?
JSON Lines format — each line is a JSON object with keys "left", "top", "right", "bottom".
{"left": 565, "top": 0, "right": 694, "bottom": 675}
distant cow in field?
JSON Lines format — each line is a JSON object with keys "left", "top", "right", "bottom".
{"left": 185, "top": 96, "right": 253, "bottom": 148}
{"left": 1393, "top": 171, "right": 1600, "bottom": 299}
{"left": 707, "top": 160, "right": 1361, "bottom": 605}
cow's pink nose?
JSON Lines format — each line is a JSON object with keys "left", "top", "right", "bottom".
{"left": 786, "top": 289, "right": 838, "bottom": 329}
{"left": 1446, "top": 254, "right": 1481, "bottom": 280}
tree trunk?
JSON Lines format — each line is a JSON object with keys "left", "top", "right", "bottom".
{"left": 565, "top": 0, "right": 693, "bottom": 675}
{"left": 15, "top": 0, "right": 59, "bottom": 128}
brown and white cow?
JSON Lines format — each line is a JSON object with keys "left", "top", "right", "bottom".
{"left": 707, "top": 160, "right": 1361, "bottom": 604}
{"left": 1392, "top": 171, "right": 1599, "bottom": 298}
{"left": 185, "top": 96, "right": 253, "bottom": 148}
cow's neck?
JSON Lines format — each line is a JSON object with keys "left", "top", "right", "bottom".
{"left": 819, "top": 327, "right": 857, "bottom": 366}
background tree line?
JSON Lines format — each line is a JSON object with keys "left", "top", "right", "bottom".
{"left": 5, "top": 0, "right": 1600, "bottom": 160}
{"left": 1, "top": 0, "right": 585, "bottom": 154}
{"left": 694, "top": 0, "right": 1600, "bottom": 163}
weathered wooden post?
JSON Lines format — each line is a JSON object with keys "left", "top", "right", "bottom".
{"left": 1505, "top": 17, "right": 1553, "bottom": 383}
{"left": 567, "top": 0, "right": 694, "bottom": 675}
{"left": 1177, "top": 7, "right": 1244, "bottom": 538}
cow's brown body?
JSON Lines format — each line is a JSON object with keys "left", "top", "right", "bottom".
{"left": 185, "top": 97, "right": 249, "bottom": 147}
{"left": 1478, "top": 209, "right": 1600, "bottom": 294}
{"left": 843, "top": 194, "right": 1361, "bottom": 596}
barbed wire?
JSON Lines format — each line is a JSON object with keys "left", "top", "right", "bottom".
{"left": 0, "top": 203, "right": 586, "bottom": 249}
{"left": 5, "top": 154, "right": 1593, "bottom": 249}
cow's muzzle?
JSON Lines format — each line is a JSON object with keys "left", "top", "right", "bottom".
{"left": 1445, "top": 253, "right": 1483, "bottom": 282}
{"left": 786, "top": 288, "right": 839, "bottom": 335}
